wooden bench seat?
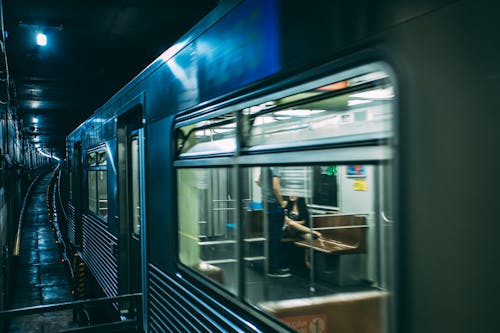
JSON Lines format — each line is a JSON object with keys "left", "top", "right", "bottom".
{"left": 294, "top": 238, "right": 358, "bottom": 253}
{"left": 244, "top": 209, "right": 368, "bottom": 255}
{"left": 296, "top": 214, "right": 368, "bottom": 254}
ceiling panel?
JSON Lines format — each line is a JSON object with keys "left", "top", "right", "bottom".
{"left": 3, "top": 0, "right": 219, "bottom": 157}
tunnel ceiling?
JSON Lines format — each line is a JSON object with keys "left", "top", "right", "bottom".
{"left": 3, "top": 0, "right": 219, "bottom": 158}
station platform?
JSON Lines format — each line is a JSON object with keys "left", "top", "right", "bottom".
{"left": 8, "top": 172, "right": 77, "bottom": 332}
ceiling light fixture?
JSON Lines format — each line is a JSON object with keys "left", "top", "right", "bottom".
{"left": 36, "top": 33, "right": 47, "bottom": 46}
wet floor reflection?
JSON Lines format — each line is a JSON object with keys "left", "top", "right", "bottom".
{"left": 8, "top": 174, "right": 77, "bottom": 333}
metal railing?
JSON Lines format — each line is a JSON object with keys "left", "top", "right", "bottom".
{"left": 0, "top": 293, "right": 142, "bottom": 331}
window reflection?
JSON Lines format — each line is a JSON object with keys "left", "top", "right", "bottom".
{"left": 243, "top": 73, "right": 393, "bottom": 149}
{"left": 178, "top": 114, "right": 236, "bottom": 157}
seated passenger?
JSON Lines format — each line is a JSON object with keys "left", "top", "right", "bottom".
{"left": 282, "top": 195, "right": 321, "bottom": 240}
{"left": 282, "top": 195, "right": 321, "bottom": 269}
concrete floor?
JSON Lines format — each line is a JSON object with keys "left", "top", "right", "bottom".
{"left": 8, "top": 173, "right": 77, "bottom": 333}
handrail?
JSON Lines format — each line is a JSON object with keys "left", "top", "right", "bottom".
{"left": 0, "top": 293, "right": 142, "bottom": 320}
{"left": 381, "top": 210, "right": 393, "bottom": 224}
{"left": 13, "top": 173, "right": 42, "bottom": 256}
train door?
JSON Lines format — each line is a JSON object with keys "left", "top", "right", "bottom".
{"left": 128, "top": 130, "right": 143, "bottom": 293}
{"left": 72, "top": 142, "right": 83, "bottom": 247}
{"left": 117, "top": 109, "right": 144, "bottom": 317}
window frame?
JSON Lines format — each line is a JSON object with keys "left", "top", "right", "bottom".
{"left": 86, "top": 144, "right": 108, "bottom": 220}
{"left": 173, "top": 62, "right": 397, "bottom": 306}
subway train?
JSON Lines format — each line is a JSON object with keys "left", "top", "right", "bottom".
{"left": 63, "top": 0, "right": 499, "bottom": 332}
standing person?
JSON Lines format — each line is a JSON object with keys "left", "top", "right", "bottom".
{"left": 258, "top": 167, "right": 290, "bottom": 277}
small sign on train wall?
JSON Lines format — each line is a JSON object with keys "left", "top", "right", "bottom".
{"left": 353, "top": 179, "right": 368, "bottom": 191}
{"left": 281, "top": 314, "right": 327, "bottom": 333}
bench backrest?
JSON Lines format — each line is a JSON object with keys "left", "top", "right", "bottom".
{"left": 313, "top": 214, "right": 367, "bottom": 252}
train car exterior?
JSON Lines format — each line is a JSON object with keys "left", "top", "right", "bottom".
{"left": 66, "top": 0, "right": 499, "bottom": 332}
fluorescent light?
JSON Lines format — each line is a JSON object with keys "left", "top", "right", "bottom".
{"left": 32, "top": 117, "right": 39, "bottom": 123}
{"left": 350, "top": 87, "right": 394, "bottom": 99}
{"left": 31, "top": 101, "right": 41, "bottom": 108}
{"left": 348, "top": 99, "right": 372, "bottom": 106}
{"left": 36, "top": 33, "right": 47, "bottom": 46}
{"left": 274, "top": 109, "right": 325, "bottom": 117}
{"left": 253, "top": 115, "right": 276, "bottom": 125}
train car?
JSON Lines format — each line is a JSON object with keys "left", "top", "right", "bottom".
{"left": 65, "top": 0, "right": 499, "bottom": 332}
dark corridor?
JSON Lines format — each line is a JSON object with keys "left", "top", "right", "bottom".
{"left": 8, "top": 172, "right": 75, "bottom": 332}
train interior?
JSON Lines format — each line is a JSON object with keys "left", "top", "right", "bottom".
{"left": 179, "top": 167, "right": 392, "bottom": 287}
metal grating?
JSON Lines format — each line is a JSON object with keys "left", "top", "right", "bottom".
{"left": 68, "top": 203, "right": 76, "bottom": 244}
{"left": 82, "top": 214, "right": 118, "bottom": 297}
{"left": 148, "top": 264, "right": 260, "bottom": 333}
{"left": 68, "top": 202, "right": 83, "bottom": 247}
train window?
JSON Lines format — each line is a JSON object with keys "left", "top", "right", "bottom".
{"left": 177, "top": 113, "right": 236, "bottom": 158}
{"left": 177, "top": 167, "right": 238, "bottom": 294}
{"left": 87, "top": 147, "right": 108, "bottom": 220}
{"left": 87, "top": 152, "right": 97, "bottom": 166}
{"left": 88, "top": 171, "right": 97, "bottom": 213}
{"left": 242, "top": 164, "right": 382, "bottom": 300}
{"left": 97, "top": 150, "right": 107, "bottom": 166}
{"left": 175, "top": 65, "right": 395, "bottom": 332}
{"left": 131, "top": 137, "right": 141, "bottom": 236}
{"left": 242, "top": 72, "right": 392, "bottom": 150}
{"left": 97, "top": 170, "right": 108, "bottom": 218}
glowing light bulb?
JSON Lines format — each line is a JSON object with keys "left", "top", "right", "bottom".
{"left": 36, "top": 33, "right": 47, "bottom": 46}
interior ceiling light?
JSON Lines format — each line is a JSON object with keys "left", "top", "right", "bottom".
{"left": 350, "top": 87, "right": 394, "bottom": 99}
{"left": 36, "top": 33, "right": 47, "bottom": 46}
{"left": 32, "top": 117, "right": 39, "bottom": 123}
{"left": 317, "top": 81, "right": 348, "bottom": 91}
{"left": 274, "top": 109, "right": 325, "bottom": 117}
{"left": 348, "top": 99, "right": 372, "bottom": 106}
